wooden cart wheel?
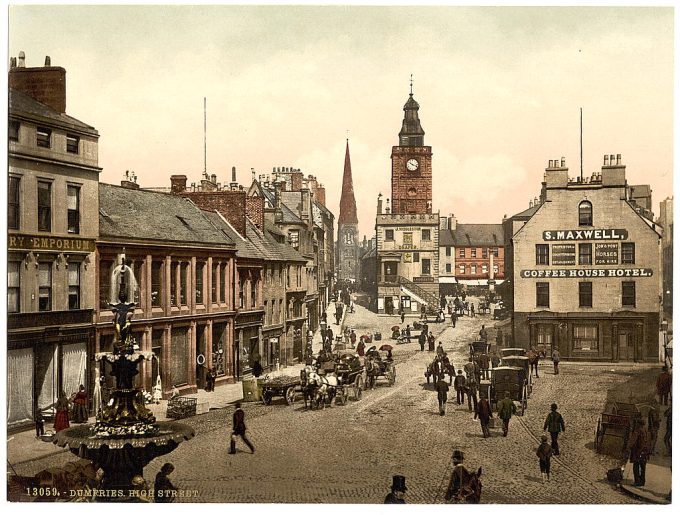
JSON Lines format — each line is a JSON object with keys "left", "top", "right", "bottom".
{"left": 262, "top": 390, "right": 272, "bottom": 405}
{"left": 285, "top": 386, "right": 296, "bottom": 406}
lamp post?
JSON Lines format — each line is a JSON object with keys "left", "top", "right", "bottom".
{"left": 661, "top": 319, "right": 668, "bottom": 365}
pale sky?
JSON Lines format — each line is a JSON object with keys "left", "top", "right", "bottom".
{"left": 8, "top": 5, "right": 674, "bottom": 239}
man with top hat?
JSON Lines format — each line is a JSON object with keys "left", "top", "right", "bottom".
{"left": 384, "top": 475, "right": 407, "bottom": 503}
{"left": 445, "top": 450, "right": 468, "bottom": 502}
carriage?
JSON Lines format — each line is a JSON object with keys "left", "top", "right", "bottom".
{"left": 333, "top": 353, "right": 365, "bottom": 404}
{"left": 480, "top": 366, "right": 528, "bottom": 415}
{"left": 500, "top": 347, "right": 526, "bottom": 357}
{"left": 364, "top": 347, "right": 396, "bottom": 388}
{"left": 425, "top": 356, "right": 455, "bottom": 384}
{"left": 500, "top": 355, "right": 532, "bottom": 396}
{"left": 469, "top": 340, "right": 491, "bottom": 360}
{"left": 594, "top": 401, "right": 643, "bottom": 456}
{"left": 261, "top": 375, "right": 302, "bottom": 406}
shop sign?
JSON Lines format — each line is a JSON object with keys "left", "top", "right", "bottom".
{"left": 551, "top": 244, "right": 576, "bottom": 265}
{"left": 543, "top": 229, "right": 628, "bottom": 241}
{"left": 595, "top": 243, "right": 619, "bottom": 265}
{"left": 520, "top": 268, "right": 652, "bottom": 279}
{"left": 403, "top": 252, "right": 413, "bottom": 262}
{"left": 8, "top": 234, "right": 96, "bottom": 252}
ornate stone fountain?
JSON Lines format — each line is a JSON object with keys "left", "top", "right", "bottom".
{"left": 54, "top": 256, "right": 194, "bottom": 501}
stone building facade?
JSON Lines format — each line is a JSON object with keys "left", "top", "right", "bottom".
{"left": 97, "top": 183, "right": 238, "bottom": 397}
{"left": 376, "top": 91, "right": 440, "bottom": 315}
{"left": 510, "top": 155, "right": 662, "bottom": 362}
{"left": 7, "top": 54, "right": 100, "bottom": 427}
{"left": 657, "top": 197, "right": 673, "bottom": 318}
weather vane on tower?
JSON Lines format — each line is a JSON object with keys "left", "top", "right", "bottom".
{"left": 410, "top": 73, "right": 413, "bottom": 95}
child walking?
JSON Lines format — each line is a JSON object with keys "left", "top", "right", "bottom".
{"left": 536, "top": 434, "right": 553, "bottom": 482}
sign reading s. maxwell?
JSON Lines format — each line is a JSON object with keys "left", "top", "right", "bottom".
{"left": 8, "top": 234, "right": 96, "bottom": 252}
{"left": 543, "top": 229, "right": 628, "bottom": 241}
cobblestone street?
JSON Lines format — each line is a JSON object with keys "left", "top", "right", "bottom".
{"left": 12, "top": 302, "right": 647, "bottom": 503}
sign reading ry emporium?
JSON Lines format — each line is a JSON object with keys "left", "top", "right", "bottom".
{"left": 543, "top": 229, "right": 628, "bottom": 241}
{"left": 8, "top": 233, "right": 96, "bottom": 253}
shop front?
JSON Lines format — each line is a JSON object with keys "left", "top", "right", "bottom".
{"left": 8, "top": 313, "right": 93, "bottom": 429}
{"left": 524, "top": 311, "right": 659, "bottom": 362}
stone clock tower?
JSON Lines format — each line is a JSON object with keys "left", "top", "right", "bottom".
{"left": 337, "top": 139, "right": 359, "bottom": 282}
{"left": 391, "top": 92, "right": 433, "bottom": 215}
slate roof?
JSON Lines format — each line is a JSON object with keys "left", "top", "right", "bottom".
{"left": 203, "top": 211, "right": 261, "bottom": 260}
{"left": 99, "top": 183, "right": 233, "bottom": 247}
{"left": 255, "top": 220, "right": 307, "bottom": 263}
{"left": 9, "top": 88, "right": 98, "bottom": 135}
{"left": 439, "top": 224, "right": 504, "bottom": 247}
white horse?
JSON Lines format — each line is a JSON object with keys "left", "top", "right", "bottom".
{"left": 306, "top": 371, "right": 339, "bottom": 408}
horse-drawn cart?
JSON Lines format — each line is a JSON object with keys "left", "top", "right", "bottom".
{"left": 501, "top": 355, "right": 532, "bottom": 396}
{"left": 334, "top": 353, "right": 365, "bottom": 404}
{"left": 594, "top": 401, "right": 642, "bottom": 456}
{"left": 261, "top": 375, "right": 301, "bottom": 406}
{"left": 365, "top": 346, "right": 396, "bottom": 388}
{"left": 482, "top": 366, "right": 528, "bottom": 415}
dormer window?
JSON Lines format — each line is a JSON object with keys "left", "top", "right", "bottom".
{"left": 578, "top": 200, "right": 593, "bottom": 226}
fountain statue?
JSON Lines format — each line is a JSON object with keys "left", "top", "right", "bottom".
{"left": 54, "top": 254, "right": 194, "bottom": 501}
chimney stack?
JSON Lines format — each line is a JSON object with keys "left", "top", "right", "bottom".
{"left": 170, "top": 175, "right": 188, "bottom": 194}
{"left": 604, "top": 154, "right": 609, "bottom": 166}
{"left": 9, "top": 51, "right": 67, "bottom": 113}
{"left": 377, "top": 194, "right": 383, "bottom": 215}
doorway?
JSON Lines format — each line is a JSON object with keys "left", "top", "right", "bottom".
{"left": 618, "top": 329, "right": 635, "bottom": 361}
{"left": 385, "top": 296, "right": 394, "bottom": 315}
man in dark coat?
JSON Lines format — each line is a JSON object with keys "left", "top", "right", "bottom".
{"left": 451, "top": 311, "right": 457, "bottom": 327}
{"left": 467, "top": 375, "right": 478, "bottom": 412}
{"left": 479, "top": 353, "right": 490, "bottom": 380}
{"left": 435, "top": 375, "right": 449, "bottom": 416}
{"left": 454, "top": 371, "right": 467, "bottom": 405}
{"left": 497, "top": 391, "right": 517, "bottom": 437}
{"left": 628, "top": 419, "right": 649, "bottom": 487}
{"left": 350, "top": 330, "right": 357, "bottom": 348}
{"left": 656, "top": 366, "right": 672, "bottom": 405}
{"left": 543, "top": 403, "right": 566, "bottom": 456}
{"left": 647, "top": 399, "right": 661, "bottom": 455}
{"left": 384, "top": 475, "right": 407, "bottom": 504}
{"left": 419, "top": 332, "right": 426, "bottom": 352}
{"left": 428, "top": 332, "right": 436, "bottom": 352}
{"left": 405, "top": 325, "right": 411, "bottom": 342}
{"left": 475, "top": 394, "right": 492, "bottom": 437}
{"left": 229, "top": 402, "right": 255, "bottom": 454}
{"left": 479, "top": 325, "right": 487, "bottom": 341}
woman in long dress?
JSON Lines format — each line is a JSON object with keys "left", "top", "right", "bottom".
{"left": 72, "top": 385, "right": 89, "bottom": 423}
{"left": 54, "top": 392, "right": 71, "bottom": 432}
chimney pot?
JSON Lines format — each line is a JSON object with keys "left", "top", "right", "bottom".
{"left": 610, "top": 154, "right": 615, "bottom": 164}
{"left": 616, "top": 154, "right": 621, "bottom": 165}
{"left": 604, "top": 155, "right": 609, "bottom": 166}
{"left": 44, "top": 56, "right": 51, "bottom": 66}
{"left": 560, "top": 156, "right": 565, "bottom": 167}
{"left": 231, "top": 166, "right": 237, "bottom": 183}
{"left": 18, "top": 51, "right": 25, "bottom": 67}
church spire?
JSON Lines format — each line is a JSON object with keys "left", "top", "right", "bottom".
{"left": 399, "top": 79, "right": 425, "bottom": 147}
{"left": 338, "top": 139, "right": 358, "bottom": 225}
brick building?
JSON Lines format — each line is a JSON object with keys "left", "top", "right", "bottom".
{"left": 438, "top": 214, "right": 505, "bottom": 295}
{"left": 376, "top": 90, "right": 440, "bottom": 315}
{"left": 97, "top": 183, "right": 238, "bottom": 396}
{"left": 509, "top": 155, "right": 662, "bottom": 362}
{"left": 656, "top": 197, "right": 673, "bottom": 318}
{"left": 7, "top": 53, "right": 100, "bottom": 427}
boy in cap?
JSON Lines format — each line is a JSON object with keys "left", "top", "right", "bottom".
{"left": 543, "top": 403, "right": 566, "bottom": 456}
{"left": 384, "top": 475, "right": 407, "bottom": 503}
{"left": 536, "top": 435, "right": 553, "bottom": 482}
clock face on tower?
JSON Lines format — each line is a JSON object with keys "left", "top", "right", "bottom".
{"left": 406, "top": 158, "right": 419, "bottom": 171}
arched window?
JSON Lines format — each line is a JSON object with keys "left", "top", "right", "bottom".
{"left": 579, "top": 201, "right": 593, "bottom": 226}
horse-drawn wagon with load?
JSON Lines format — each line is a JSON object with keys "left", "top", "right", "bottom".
{"left": 261, "top": 375, "right": 302, "bottom": 406}
{"left": 333, "top": 353, "right": 365, "bottom": 404}
{"left": 479, "top": 366, "right": 528, "bottom": 415}
{"left": 500, "top": 355, "right": 532, "bottom": 396}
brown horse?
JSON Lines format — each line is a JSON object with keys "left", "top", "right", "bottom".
{"left": 445, "top": 466, "right": 483, "bottom": 504}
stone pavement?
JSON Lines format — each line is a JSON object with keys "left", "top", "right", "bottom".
{"left": 7, "top": 299, "right": 659, "bottom": 504}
